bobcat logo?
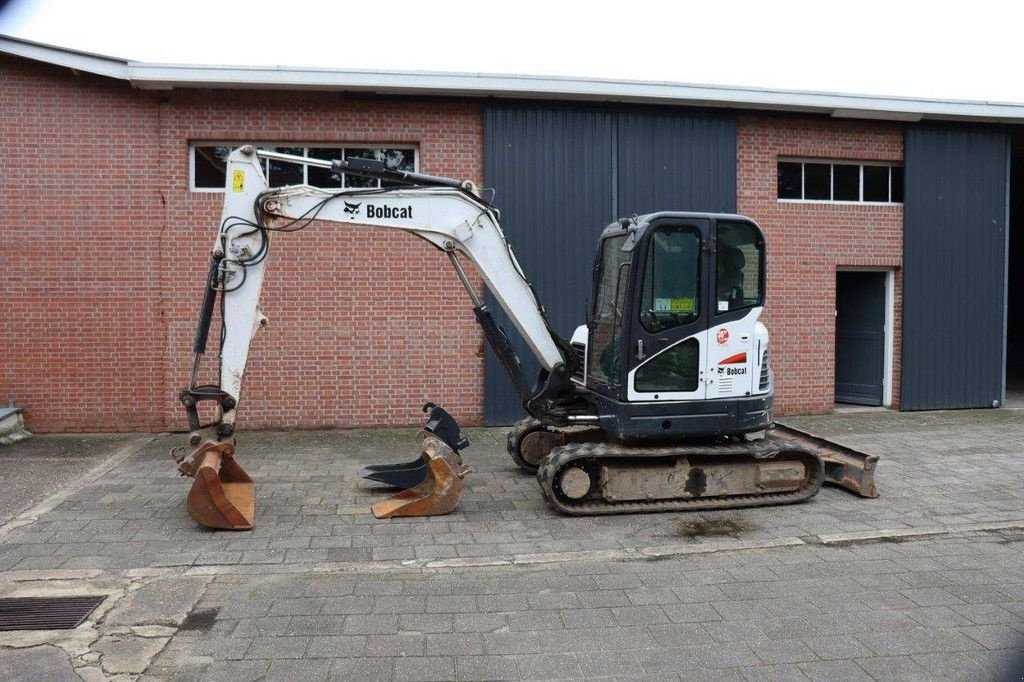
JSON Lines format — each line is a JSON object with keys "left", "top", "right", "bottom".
{"left": 343, "top": 201, "right": 362, "bottom": 216}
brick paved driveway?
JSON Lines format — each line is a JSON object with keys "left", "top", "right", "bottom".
{"left": 0, "top": 408, "right": 1021, "bottom": 680}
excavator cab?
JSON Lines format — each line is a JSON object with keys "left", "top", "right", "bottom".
{"left": 582, "top": 214, "right": 773, "bottom": 443}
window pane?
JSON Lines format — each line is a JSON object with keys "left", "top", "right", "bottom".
{"left": 588, "top": 235, "right": 631, "bottom": 388}
{"left": 803, "top": 163, "right": 830, "bottom": 199}
{"left": 635, "top": 338, "right": 700, "bottom": 392}
{"left": 267, "top": 146, "right": 304, "bottom": 187}
{"left": 380, "top": 148, "right": 417, "bottom": 188}
{"left": 342, "top": 148, "right": 381, "bottom": 188}
{"left": 308, "top": 147, "right": 344, "bottom": 187}
{"left": 640, "top": 226, "right": 701, "bottom": 333}
{"left": 193, "top": 146, "right": 233, "bottom": 188}
{"left": 777, "top": 162, "right": 802, "bottom": 199}
{"left": 832, "top": 164, "right": 859, "bottom": 201}
{"left": 716, "top": 220, "right": 764, "bottom": 312}
{"left": 890, "top": 166, "right": 904, "bottom": 202}
{"left": 862, "top": 165, "right": 889, "bottom": 202}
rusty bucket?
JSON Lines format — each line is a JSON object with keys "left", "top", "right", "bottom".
{"left": 371, "top": 435, "right": 470, "bottom": 519}
{"left": 174, "top": 440, "right": 255, "bottom": 530}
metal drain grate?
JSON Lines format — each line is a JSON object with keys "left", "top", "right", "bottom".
{"left": 0, "top": 596, "right": 105, "bottom": 631}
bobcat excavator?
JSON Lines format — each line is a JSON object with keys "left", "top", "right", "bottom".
{"left": 173, "top": 146, "right": 878, "bottom": 530}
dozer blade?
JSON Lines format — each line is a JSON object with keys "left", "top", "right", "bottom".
{"left": 371, "top": 435, "right": 470, "bottom": 519}
{"left": 177, "top": 441, "right": 255, "bottom": 530}
{"left": 359, "top": 457, "right": 429, "bottom": 489}
{"left": 771, "top": 423, "right": 879, "bottom": 498}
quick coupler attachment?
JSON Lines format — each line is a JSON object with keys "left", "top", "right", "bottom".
{"left": 359, "top": 403, "right": 469, "bottom": 489}
{"left": 365, "top": 403, "right": 472, "bottom": 519}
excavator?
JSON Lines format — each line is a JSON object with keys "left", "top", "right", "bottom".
{"left": 172, "top": 146, "right": 878, "bottom": 530}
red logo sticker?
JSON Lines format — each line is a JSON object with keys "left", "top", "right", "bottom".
{"left": 717, "top": 328, "right": 729, "bottom": 345}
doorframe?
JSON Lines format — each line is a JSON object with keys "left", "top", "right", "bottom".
{"left": 836, "top": 266, "right": 895, "bottom": 407}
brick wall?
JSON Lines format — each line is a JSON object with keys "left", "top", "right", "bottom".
{"left": 1, "top": 56, "right": 485, "bottom": 432}
{"left": 736, "top": 116, "right": 904, "bottom": 414}
{"left": 1, "top": 55, "right": 906, "bottom": 432}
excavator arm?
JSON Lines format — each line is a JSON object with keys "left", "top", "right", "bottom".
{"left": 174, "top": 146, "right": 580, "bottom": 528}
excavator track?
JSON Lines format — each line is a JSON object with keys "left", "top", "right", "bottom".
{"left": 506, "top": 417, "right": 603, "bottom": 473}
{"left": 536, "top": 435, "right": 825, "bottom": 516}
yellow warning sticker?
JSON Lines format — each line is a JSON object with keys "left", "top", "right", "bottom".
{"left": 231, "top": 170, "right": 245, "bottom": 192}
{"left": 671, "top": 298, "right": 695, "bottom": 312}
{"left": 654, "top": 297, "right": 696, "bottom": 313}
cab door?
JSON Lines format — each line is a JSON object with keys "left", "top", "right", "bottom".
{"left": 705, "top": 218, "right": 766, "bottom": 400}
{"left": 625, "top": 218, "right": 710, "bottom": 401}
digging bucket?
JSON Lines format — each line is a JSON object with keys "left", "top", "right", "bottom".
{"left": 175, "top": 440, "right": 255, "bottom": 530}
{"left": 371, "top": 435, "right": 470, "bottom": 519}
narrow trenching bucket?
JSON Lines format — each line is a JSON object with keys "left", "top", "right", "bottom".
{"left": 371, "top": 435, "right": 470, "bottom": 519}
{"left": 175, "top": 441, "right": 255, "bottom": 530}
{"left": 359, "top": 457, "right": 429, "bottom": 489}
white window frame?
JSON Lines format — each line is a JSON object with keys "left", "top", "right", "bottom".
{"left": 189, "top": 143, "right": 419, "bottom": 192}
{"left": 777, "top": 158, "right": 903, "bottom": 205}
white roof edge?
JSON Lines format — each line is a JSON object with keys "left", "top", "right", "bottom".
{"left": 5, "top": 34, "right": 1024, "bottom": 124}
{"left": 0, "top": 34, "right": 128, "bottom": 80}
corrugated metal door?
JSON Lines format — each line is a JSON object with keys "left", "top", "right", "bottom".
{"left": 483, "top": 106, "right": 615, "bottom": 425}
{"left": 616, "top": 110, "right": 737, "bottom": 215}
{"left": 902, "top": 124, "right": 1009, "bottom": 410}
{"left": 483, "top": 104, "right": 736, "bottom": 424}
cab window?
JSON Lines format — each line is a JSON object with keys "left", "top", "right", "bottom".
{"left": 716, "top": 221, "right": 764, "bottom": 313}
{"left": 588, "top": 235, "right": 631, "bottom": 388}
{"left": 640, "top": 225, "right": 701, "bottom": 333}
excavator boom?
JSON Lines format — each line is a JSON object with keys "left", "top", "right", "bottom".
{"left": 174, "top": 147, "right": 575, "bottom": 529}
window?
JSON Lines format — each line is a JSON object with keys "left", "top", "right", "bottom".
{"left": 776, "top": 159, "right": 903, "bottom": 203}
{"left": 588, "top": 235, "right": 632, "bottom": 389}
{"left": 639, "top": 225, "right": 701, "bottom": 333}
{"left": 190, "top": 144, "right": 417, "bottom": 191}
{"left": 716, "top": 221, "right": 764, "bottom": 313}
{"left": 635, "top": 338, "right": 699, "bottom": 392}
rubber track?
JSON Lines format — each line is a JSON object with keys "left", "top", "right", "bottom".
{"left": 506, "top": 418, "right": 545, "bottom": 472}
{"left": 537, "top": 437, "right": 825, "bottom": 516}
{"left": 505, "top": 418, "right": 602, "bottom": 473}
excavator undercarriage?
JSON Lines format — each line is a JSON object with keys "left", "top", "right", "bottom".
{"left": 508, "top": 417, "right": 877, "bottom": 515}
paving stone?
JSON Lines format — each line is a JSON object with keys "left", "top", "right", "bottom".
{"left": 516, "top": 652, "right": 582, "bottom": 679}
{"left": 749, "top": 638, "right": 818, "bottom": 665}
{"left": 798, "top": 659, "right": 875, "bottom": 682}
{"left": 854, "top": 655, "right": 933, "bottom": 680}
{"left": 739, "top": 663, "right": 810, "bottom": 681}
{"left": 93, "top": 634, "right": 170, "bottom": 675}
{"left": 0, "top": 645, "right": 78, "bottom": 682}
{"left": 329, "top": 657, "right": 393, "bottom": 680}
{"left": 456, "top": 655, "right": 519, "bottom": 681}
{"left": 202, "top": 659, "right": 272, "bottom": 682}
{"left": 264, "top": 658, "right": 331, "bottom": 681}
{"left": 393, "top": 656, "right": 456, "bottom": 681}
{"left": 246, "top": 635, "right": 310, "bottom": 659}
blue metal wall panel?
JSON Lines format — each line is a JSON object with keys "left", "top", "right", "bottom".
{"left": 617, "top": 110, "right": 737, "bottom": 216}
{"left": 902, "top": 124, "right": 1009, "bottom": 410}
{"left": 483, "top": 104, "right": 736, "bottom": 424}
{"left": 482, "top": 106, "right": 614, "bottom": 425}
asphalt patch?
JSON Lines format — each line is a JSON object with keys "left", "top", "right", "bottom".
{"left": 675, "top": 517, "right": 758, "bottom": 538}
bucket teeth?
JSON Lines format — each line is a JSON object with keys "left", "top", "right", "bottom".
{"left": 176, "top": 440, "right": 255, "bottom": 531}
{"left": 370, "top": 435, "right": 470, "bottom": 519}
{"left": 359, "top": 457, "right": 429, "bottom": 489}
